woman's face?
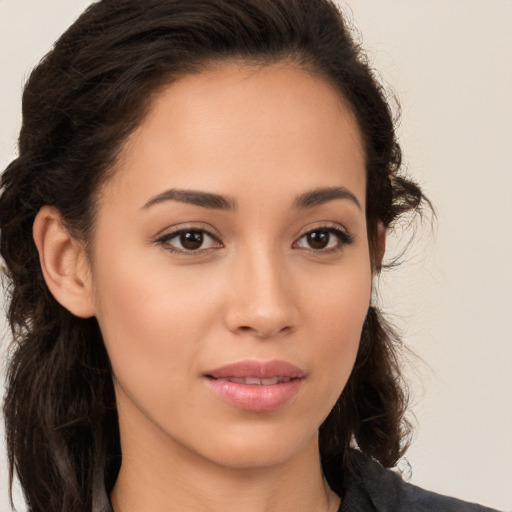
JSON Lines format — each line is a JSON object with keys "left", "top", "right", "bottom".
{"left": 87, "top": 62, "right": 371, "bottom": 469}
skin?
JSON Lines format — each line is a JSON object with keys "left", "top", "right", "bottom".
{"left": 35, "top": 62, "right": 374, "bottom": 512}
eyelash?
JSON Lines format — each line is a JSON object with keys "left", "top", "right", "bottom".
{"left": 155, "top": 227, "right": 222, "bottom": 254}
{"left": 155, "top": 224, "right": 354, "bottom": 255}
{"left": 293, "top": 225, "right": 354, "bottom": 253}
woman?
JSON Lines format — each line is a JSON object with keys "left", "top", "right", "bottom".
{"left": 0, "top": 1, "right": 504, "bottom": 511}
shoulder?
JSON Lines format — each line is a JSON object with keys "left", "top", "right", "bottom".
{"left": 339, "top": 449, "right": 502, "bottom": 512}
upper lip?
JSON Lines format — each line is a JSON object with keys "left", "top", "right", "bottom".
{"left": 205, "top": 360, "right": 305, "bottom": 379}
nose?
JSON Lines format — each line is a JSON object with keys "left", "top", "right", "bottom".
{"left": 223, "top": 248, "right": 299, "bottom": 338}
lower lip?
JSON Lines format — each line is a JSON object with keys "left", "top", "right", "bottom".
{"left": 205, "top": 378, "right": 303, "bottom": 412}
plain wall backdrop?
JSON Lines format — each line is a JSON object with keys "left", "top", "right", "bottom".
{"left": 1, "top": 1, "right": 511, "bottom": 511}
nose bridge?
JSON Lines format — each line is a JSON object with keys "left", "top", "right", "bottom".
{"left": 225, "top": 242, "right": 298, "bottom": 337}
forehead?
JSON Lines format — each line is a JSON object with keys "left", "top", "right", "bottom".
{"left": 104, "top": 62, "right": 366, "bottom": 210}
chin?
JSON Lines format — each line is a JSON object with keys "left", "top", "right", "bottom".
{"left": 191, "top": 422, "right": 319, "bottom": 470}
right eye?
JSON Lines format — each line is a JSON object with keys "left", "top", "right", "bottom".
{"left": 156, "top": 228, "right": 222, "bottom": 253}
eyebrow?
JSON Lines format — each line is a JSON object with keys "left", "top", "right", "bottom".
{"left": 141, "top": 188, "right": 237, "bottom": 211}
{"left": 293, "top": 186, "right": 361, "bottom": 210}
{"left": 141, "top": 185, "right": 361, "bottom": 212}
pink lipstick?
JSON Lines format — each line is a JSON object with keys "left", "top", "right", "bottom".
{"left": 204, "top": 360, "right": 304, "bottom": 412}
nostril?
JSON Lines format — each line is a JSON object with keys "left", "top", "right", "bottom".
{"left": 236, "top": 324, "right": 293, "bottom": 337}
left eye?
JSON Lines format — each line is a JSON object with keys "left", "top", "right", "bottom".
{"left": 158, "top": 229, "right": 219, "bottom": 252}
{"left": 294, "top": 228, "right": 351, "bottom": 251}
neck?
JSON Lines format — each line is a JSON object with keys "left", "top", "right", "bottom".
{"left": 110, "top": 417, "right": 340, "bottom": 512}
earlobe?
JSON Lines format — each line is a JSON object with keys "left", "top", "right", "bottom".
{"left": 33, "top": 206, "right": 95, "bottom": 318}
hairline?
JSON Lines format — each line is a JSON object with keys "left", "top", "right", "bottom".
{"left": 84, "top": 55, "right": 369, "bottom": 262}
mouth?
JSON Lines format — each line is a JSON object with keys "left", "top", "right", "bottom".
{"left": 211, "top": 376, "right": 295, "bottom": 385}
{"left": 205, "top": 359, "right": 304, "bottom": 380}
{"left": 204, "top": 360, "right": 304, "bottom": 412}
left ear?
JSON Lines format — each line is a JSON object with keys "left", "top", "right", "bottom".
{"left": 373, "top": 221, "right": 387, "bottom": 271}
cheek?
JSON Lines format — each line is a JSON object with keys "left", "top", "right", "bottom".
{"left": 91, "top": 254, "right": 221, "bottom": 393}
{"left": 303, "top": 258, "right": 372, "bottom": 385}
{"left": 304, "top": 254, "right": 371, "bottom": 332}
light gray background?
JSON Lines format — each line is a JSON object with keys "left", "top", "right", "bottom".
{"left": 1, "top": 1, "right": 511, "bottom": 511}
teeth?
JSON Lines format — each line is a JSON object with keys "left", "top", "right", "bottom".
{"left": 246, "top": 377, "right": 264, "bottom": 385}
{"left": 217, "top": 376, "right": 291, "bottom": 385}
{"left": 228, "top": 378, "right": 246, "bottom": 384}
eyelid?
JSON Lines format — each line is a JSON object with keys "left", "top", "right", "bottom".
{"left": 154, "top": 225, "right": 223, "bottom": 253}
{"left": 153, "top": 221, "right": 353, "bottom": 255}
{"left": 293, "top": 223, "right": 354, "bottom": 252}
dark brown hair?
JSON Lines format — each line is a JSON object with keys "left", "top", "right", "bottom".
{"left": 0, "top": 1, "right": 425, "bottom": 510}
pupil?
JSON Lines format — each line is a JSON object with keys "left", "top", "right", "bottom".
{"left": 307, "top": 230, "right": 329, "bottom": 249}
{"left": 180, "top": 231, "right": 203, "bottom": 250}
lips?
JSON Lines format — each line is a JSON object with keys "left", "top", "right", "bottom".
{"left": 206, "top": 359, "right": 304, "bottom": 380}
{"left": 204, "top": 360, "right": 304, "bottom": 412}
{"left": 215, "top": 376, "right": 293, "bottom": 385}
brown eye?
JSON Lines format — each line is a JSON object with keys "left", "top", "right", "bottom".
{"left": 158, "top": 228, "right": 219, "bottom": 253}
{"left": 294, "top": 227, "right": 353, "bottom": 252}
{"left": 180, "top": 230, "right": 204, "bottom": 250}
{"left": 306, "top": 230, "right": 330, "bottom": 249}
